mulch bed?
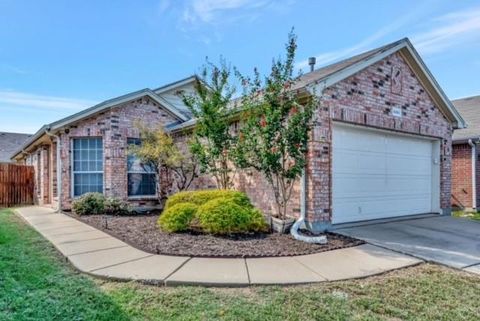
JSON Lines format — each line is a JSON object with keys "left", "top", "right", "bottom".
{"left": 70, "top": 213, "right": 364, "bottom": 258}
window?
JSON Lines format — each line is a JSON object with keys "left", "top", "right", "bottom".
{"left": 72, "top": 138, "right": 103, "bottom": 196}
{"left": 127, "top": 138, "right": 156, "bottom": 196}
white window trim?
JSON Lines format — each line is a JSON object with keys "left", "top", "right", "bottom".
{"left": 70, "top": 137, "right": 104, "bottom": 198}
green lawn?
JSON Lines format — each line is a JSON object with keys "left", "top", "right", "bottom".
{"left": 452, "top": 210, "right": 480, "bottom": 221}
{"left": 1, "top": 208, "right": 479, "bottom": 321}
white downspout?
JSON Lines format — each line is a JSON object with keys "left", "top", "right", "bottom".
{"left": 468, "top": 139, "right": 477, "bottom": 210}
{"left": 290, "top": 57, "right": 327, "bottom": 244}
{"left": 45, "top": 129, "right": 62, "bottom": 212}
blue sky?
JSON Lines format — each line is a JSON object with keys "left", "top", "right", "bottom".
{"left": 1, "top": 0, "right": 479, "bottom": 133}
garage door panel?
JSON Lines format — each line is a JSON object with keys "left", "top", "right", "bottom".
{"left": 334, "top": 151, "right": 387, "bottom": 175}
{"left": 332, "top": 124, "right": 435, "bottom": 224}
{"left": 334, "top": 193, "right": 432, "bottom": 223}
{"left": 334, "top": 175, "right": 432, "bottom": 196}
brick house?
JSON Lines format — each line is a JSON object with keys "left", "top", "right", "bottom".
{"left": 11, "top": 38, "right": 465, "bottom": 231}
{"left": 451, "top": 95, "right": 480, "bottom": 211}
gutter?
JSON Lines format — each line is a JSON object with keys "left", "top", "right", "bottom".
{"left": 44, "top": 128, "right": 62, "bottom": 212}
{"left": 290, "top": 59, "right": 327, "bottom": 244}
{"left": 468, "top": 139, "right": 477, "bottom": 210}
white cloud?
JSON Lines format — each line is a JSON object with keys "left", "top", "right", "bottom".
{"left": 181, "top": 0, "right": 291, "bottom": 25}
{"left": 0, "top": 90, "right": 96, "bottom": 111}
{"left": 0, "top": 63, "right": 28, "bottom": 75}
{"left": 295, "top": 2, "right": 433, "bottom": 71}
{"left": 157, "top": 0, "right": 171, "bottom": 15}
{"left": 412, "top": 7, "right": 480, "bottom": 54}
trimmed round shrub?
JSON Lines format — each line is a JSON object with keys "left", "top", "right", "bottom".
{"left": 196, "top": 198, "right": 268, "bottom": 234}
{"left": 72, "top": 192, "right": 105, "bottom": 215}
{"left": 165, "top": 190, "right": 252, "bottom": 210}
{"left": 104, "top": 197, "right": 131, "bottom": 216}
{"left": 159, "top": 202, "right": 198, "bottom": 233}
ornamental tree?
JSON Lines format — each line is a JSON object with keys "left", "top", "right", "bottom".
{"left": 181, "top": 59, "right": 237, "bottom": 189}
{"left": 233, "top": 31, "right": 318, "bottom": 220}
{"left": 128, "top": 123, "right": 197, "bottom": 203}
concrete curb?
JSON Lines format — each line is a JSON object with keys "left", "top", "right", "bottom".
{"left": 15, "top": 206, "right": 424, "bottom": 287}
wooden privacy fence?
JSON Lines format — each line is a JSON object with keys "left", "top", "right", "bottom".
{"left": 0, "top": 163, "right": 34, "bottom": 207}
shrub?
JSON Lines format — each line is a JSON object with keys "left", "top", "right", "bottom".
{"left": 72, "top": 193, "right": 105, "bottom": 215}
{"left": 165, "top": 190, "right": 252, "bottom": 210}
{"left": 196, "top": 198, "right": 268, "bottom": 234}
{"left": 104, "top": 197, "right": 131, "bottom": 216}
{"left": 159, "top": 203, "right": 198, "bottom": 232}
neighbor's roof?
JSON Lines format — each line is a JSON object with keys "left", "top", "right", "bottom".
{"left": 0, "top": 132, "right": 31, "bottom": 162}
{"left": 169, "top": 38, "right": 466, "bottom": 132}
{"left": 452, "top": 95, "right": 480, "bottom": 142}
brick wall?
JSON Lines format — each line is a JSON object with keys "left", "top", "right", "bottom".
{"left": 22, "top": 52, "right": 454, "bottom": 224}
{"left": 451, "top": 143, "right": 474, "bottom": 209}
{"left": 57, "top": 96, "right": 179, "bottom": 210}
{"left": 176, "top": 52, "right": 453, "bottom": 228}
{"left": 307, "top": 52, "right": 452, "bottom": 227}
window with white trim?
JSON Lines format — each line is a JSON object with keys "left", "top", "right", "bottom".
{"left": 127, "top": 138, "right": 156, "bottom": 196}
{"left": 72, "top": 138, "right": 103, "bottom": 196}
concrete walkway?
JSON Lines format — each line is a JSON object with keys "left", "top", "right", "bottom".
{"left": 16, "top": 206, "right": 422, "bottom": 286}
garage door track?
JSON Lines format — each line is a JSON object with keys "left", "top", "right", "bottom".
{"left": 336, "top": 216, "right": 480, "bottom": 274}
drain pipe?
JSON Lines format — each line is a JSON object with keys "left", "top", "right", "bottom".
{"left": 290, "top": 57, "right": 327, "bottom": 244}
{"left": 468, "top": 139, "right": 477, "bottom": 210}
{"left": 45, "top": 128, "right": 62, "bottom": 212}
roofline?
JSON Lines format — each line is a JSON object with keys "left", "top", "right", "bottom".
{"left": 451, "top": 94, "right": 480, "bottom": 102}
{"left": 11, "top": 88, "right": 190, "bottom": 159}
{"left": 453, "top": 137, "right": 480, "bottom": 145}
{"left": 10, "top": 125, "right": 48, "bottom": 160}
{"left": 153, "top": 75, "right": 198, "bottom": 94}
{"left": 49, "top": 89, "right": 188, "bottom": 131}
{"left": 401, "top": 39, "right": 466, "bottom": 129}
{"left": 307, "top": 38, "right": 466, "bottom": 129}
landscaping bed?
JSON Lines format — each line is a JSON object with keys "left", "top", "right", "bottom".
{"left": 71, "top": 213, "right": 364, "bottom": 258}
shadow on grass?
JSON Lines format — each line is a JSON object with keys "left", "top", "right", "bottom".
{"left": 0, "top": 209, "right": 129, "bottom": 321}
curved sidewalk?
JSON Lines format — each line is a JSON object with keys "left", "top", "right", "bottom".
{"left": 15, "top": 206, "right": 422, "bottom": 286}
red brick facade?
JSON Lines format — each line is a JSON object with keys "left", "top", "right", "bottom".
{"left": 26, "top": 96, "right": 179, "bottom": 210}
{"left": 180, "top": 52, "right": 453, "bottom": 229}
{"left": 22, "top": 52, "right": 455, "bottom": 228}
{"left": 305, "top": 52, "right": 452, "bottom": 228}
{"left": 451, "top": 143, "right": 479, "bottom": 210}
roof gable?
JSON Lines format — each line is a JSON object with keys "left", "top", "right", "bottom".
{"left": 452, "top": 95, "right": 480, "bottom": 142}
{"left": 300, "top": 38, "right": 465, "bottom": 129}
{"left": 0, "top": 132, "right": 31, "bottom": 162}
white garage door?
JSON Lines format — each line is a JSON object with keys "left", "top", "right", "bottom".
{"left": 332, "top": 124, "right": 438, "bottom": 224}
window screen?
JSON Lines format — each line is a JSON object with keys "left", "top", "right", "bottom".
{"left": 72, "top": 138, "right": 103, "bottom": 196}
{"left": 127, "top": 138, "right": 156, "bottom": 196}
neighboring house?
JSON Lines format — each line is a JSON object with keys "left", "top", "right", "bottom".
{"left": 451, "top": 95, "right": 480, "bottom": 211}
{"left": 0, "top": 132, "right": 31, "bottom": 162}
{"left": 11, "top": 38, "right": 465, "bottom": 232}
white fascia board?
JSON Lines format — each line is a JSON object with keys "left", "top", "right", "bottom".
{"left": 308, "top": 41, "right": 408, "bottom": 96}
{"left": 145, "top": 90, "right": 189, "bottom": 121}
{"left": 50, "top": 91, "right": 187, "bottom": 132}
{"left": 306, "top": 40, "right": 466, "bottom": 129}
{"left": 153, "top": 76, "right": 197, "bottom": 94}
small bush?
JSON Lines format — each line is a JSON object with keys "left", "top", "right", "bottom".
{"left": 72, "top": 193, "right": 105, "bottom": 215}
{"left": 104, "top": 197, "right": 131, "bottom": 216}
{"left": 159, "top": 203, "right": 198, "bottom": 232}
{"left": 165, "top": 190, "right": 252, "bottom": 209}
{"left": 196, "top": 198, "right": 268, "bottom": 234}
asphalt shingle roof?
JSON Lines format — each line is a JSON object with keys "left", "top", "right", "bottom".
{"left": 0, "top": 132, "right": 32, "bottom": 162}
{"left": 452, "top": 95, "right": 480, "bottom": 141}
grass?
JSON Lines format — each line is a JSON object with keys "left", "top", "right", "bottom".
{"left": 452, "top": 210, "right": 480, "bottom": 221}
{"left": 1, "top": 208, "right": 480, "bottom": 321}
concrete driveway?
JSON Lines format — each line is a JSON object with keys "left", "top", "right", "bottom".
{"left": 336, "top": 215, "right": 480, "bottom": 274}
